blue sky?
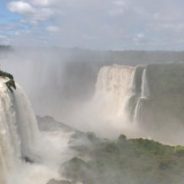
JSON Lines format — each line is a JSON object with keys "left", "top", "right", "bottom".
{"left": 1, "top": 0, "right": 184, "bottom": 50}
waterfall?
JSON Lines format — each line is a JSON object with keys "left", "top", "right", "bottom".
{"left": 93, "top": 63, "right": 184, "bottom": 144}
{"left": 133, "top": 68, "right": 150, "bottom": 123}
{"left": 125, "top": 66, "right": 144, "bottom": 122}
{"left": 13, "top": 83, "right": 40, "bottom": 158}
{"left": 0, "top": 78, "right": 20, "bottom": 184}
{"left": 130, "top": 66, "right": 144, "bottom": 95}
{"left": 94, "top": 65, "right": 134, "bottom": 118}
{"left": 0, "top": 78, "right": 40, "bottom": 184}
{"left": 93, "top": 65, "right": 150, "bottom": 123}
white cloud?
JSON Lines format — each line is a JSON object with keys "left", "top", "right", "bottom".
{"left": 31, "top": 0, "right": 61, "bottom": 6}
{"left": 113, "top": 0, "right": 127, "bottom": 7}
{"left": 109, "top": 0, "right": 128, "bottom": 16}
{"left": 109, "top": 9, "right": 125, "bottom": 16}
{"left": 133, "top": 33, "right": 145, "bottom": 43}
{"left": 0, "top": 35, "right": 11, "bottom": 45}
{"left": 137, "top": 33, "right": 144, "bottom": 39}
{"left": 31, "top": 0, "right": 50, "bottom": 6}
{"left": 5, "top": 0, "right": 184, "bottom": 49}
{"left": 8, "top": 1, "right": 34, "bottom": 15}
{"left": 46, "top": 26, "right": 60, "bottom": 32}
{"left": 32, "top": 8, "right": 53, "bottom": 22}
{"left": 7, "top": 1, "right": 54, "bottom": 23}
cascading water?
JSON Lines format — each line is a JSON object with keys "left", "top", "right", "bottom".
{"left": 94, "top": 64, "right": 134, "bottom": 119}
{"left": 125, "top": 66, "right": 144, "bottom": 122}
{"left": 93, "top": 64, "right": 151, "bottom": 125}
{"left": 0, "top": 77, "right": 40, "bottom": 184}
{"left": 68, "top": 64, "right": 136, "bottom": 138}
{"left": 133, "top": 68, "right": 150, "bottom": 122}
{"left": 0, "top": 78, "right": 20, "bottom": 184}
{"left": 13, "top": 83, "right": 40, "bottom": 159}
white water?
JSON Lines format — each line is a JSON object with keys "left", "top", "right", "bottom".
{"left": 12, "top": 83, "right": 40, "bottom": 159}
{"left": 0, "top": 78, "right": 20, "bottom": 184}
{"left": 0, "top": 75, "right": 77, "bottom": 184}
{"left": 132, "top": 68, "right": 148, "bottom": 122}
{"left": 9, "top": 130, "right": 74, "bottom": 184}
{"left": 94, "top": 64, "right": 134, "bottom": 119}
{"left": 0, "top": 78, "right": 33, "bottom": 183}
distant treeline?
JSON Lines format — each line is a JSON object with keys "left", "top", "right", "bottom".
{"left": 0, "top": 45, "right": 13, "bottom": 52}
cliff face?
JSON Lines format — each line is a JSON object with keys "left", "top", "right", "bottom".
{"left": 131, "top": 64, "right": 184, "bottom": 143}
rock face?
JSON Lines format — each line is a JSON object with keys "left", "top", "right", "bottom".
{"left": 94, "top": 63, "right": 184, "bottom": 144}
{"left": 128, "top": 64, "right": 184, "bottom": 142}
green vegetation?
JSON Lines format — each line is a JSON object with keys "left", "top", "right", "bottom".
{"left": 0, "top": 45, "right": 13, "bottom": 52}
{"left": 62, "top": 134, "right": 184, "bottom": 184}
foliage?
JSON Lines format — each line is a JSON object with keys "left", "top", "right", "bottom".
{"left": 62, "top": 134, "right": 184, "bottom": 184}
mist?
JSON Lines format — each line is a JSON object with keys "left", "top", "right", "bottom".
{"left": 1, "top": 48, "right": 184, "bottom": 143}
{"left": 1, "top": 46, "right": 184, "bottom": 184}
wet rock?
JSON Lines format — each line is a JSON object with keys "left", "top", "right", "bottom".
{"left": 6, "top": 79, "right": 16, "bottom": 92}
{"left": 0, "top": 70, "right": 14, "bottom": 80}
{"left": 0, "top": 70, "right": 16, "bottom": 92}
{"left": 22, "top": 156, "right": 34, "bottom": 163}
